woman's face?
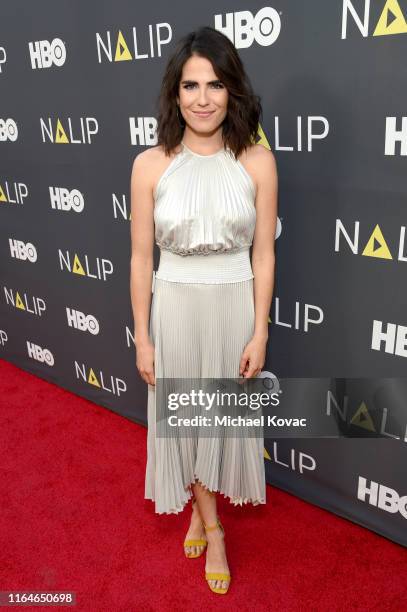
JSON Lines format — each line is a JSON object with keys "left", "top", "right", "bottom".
{"left": 176, "top": 55, "right": 229, "bottom": 134}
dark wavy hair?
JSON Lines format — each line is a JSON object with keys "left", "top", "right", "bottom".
{"left": 155, "top": 26, "right": 262, "bottom": 159}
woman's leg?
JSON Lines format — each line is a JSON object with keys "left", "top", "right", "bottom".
{"left": 192, "top": 481, "right": 230, "bottom": 591}
{"left": 184, "top": 482, "right": 207, "bottom": 557}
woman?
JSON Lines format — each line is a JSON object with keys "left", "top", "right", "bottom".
{"left": 130, "top": 26, "right": 277, "bottom": 595}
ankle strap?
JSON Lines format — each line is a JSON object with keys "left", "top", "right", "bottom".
{"left": 203, "top": 517, "right": 224, "bottom": 533}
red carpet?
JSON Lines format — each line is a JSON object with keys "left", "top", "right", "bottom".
{"left": 0, "top": 359, "right": 406, "bottom": 611}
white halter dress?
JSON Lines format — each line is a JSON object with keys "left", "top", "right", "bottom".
{"left": 144, "top": 140, "right": 266, "bottom": 514}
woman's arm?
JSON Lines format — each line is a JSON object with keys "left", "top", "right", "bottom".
{"left": 240, "top": 145, "right": 278, "bottom": 378}
{"left": 251, "top": 145, "right": 278, "bottom": 341}
{"left": 129, "top": 150, "right": 156, "bottom": 385}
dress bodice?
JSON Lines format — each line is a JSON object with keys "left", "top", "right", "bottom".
{"left": 153, "top": 141, "right": 256, "bottom": 257}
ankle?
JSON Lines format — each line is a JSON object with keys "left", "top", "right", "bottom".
{"left": 190, "top": 513, "right": 203, "bottom": 528}
{"left": 206, "top": 527, "right": 224, "bottom": 541}
{"left": 190, "top": 507, "right": 204, "bottom": 526}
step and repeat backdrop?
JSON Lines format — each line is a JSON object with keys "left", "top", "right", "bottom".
{"left": 1, "top": 1, "right": 406, "bottom": 547}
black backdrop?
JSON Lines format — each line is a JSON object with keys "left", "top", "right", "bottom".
{"left": 1, "top": 1, "right": 406, "bottom": 547}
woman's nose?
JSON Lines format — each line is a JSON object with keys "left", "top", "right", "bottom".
{"left": 197, "top": 88, "right": 209, "bottom": 105}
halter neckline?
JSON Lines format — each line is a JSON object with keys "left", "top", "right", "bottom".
{"left": 181, "top": 140, "right": 228, "bottom": 158}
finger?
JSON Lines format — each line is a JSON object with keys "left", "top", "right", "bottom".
{"left": 239, "top": 355, "right": 248, "bottom": 375}
{"left": 249, "top": 366, "right": 259, "bottom": 376}
{"left": 244, "top": 366, "right": 260, "bottom": 379}
{"left": 241, "top": 362, "right": 251, "bottom": 377}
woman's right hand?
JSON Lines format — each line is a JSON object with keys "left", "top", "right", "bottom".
{"left": 135, "top": 338, "right": 155, "bottom": 386}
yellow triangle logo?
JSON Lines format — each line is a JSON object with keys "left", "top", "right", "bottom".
{"left": 373, "top": 0, "right": 407, "bottom": 35}
{"left": 15, "top": 291, "right": 25, "bottom": 310}
{"left": 255, "top": 124, "right": 271, "bottom": 150}
{"left": 264, "top": 446, "right": 271, "bottom": 460}
{"left": 55, "top": 118, "right": 69, "bottom": 143}
{"left": 350, "top": 401, "right": 376, "bottom": 432}
{"left": 362, "top": 224, "right": 393, "bottom": 259}
{"left": 115, "top": 30, "right": 133, "bottom": 61}
{"left": 72, "top": 254, "right": 86, "bottom": 275}
{"left": 0, "top": 184, "right": 7, "bottom": 202}
{"left": 88, "top": 367, "right": 101, "bottom": 387}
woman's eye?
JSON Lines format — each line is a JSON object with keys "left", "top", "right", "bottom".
{"left": 183, "top": 83, "right": 224, "bottom": 90}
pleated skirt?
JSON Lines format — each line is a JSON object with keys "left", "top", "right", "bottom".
{"left": 144, "top": 276, "right": 266, "bottom": 515}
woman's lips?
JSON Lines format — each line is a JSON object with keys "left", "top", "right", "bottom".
{"left": 192, "top": 111, "right": 214, "bottom": 118}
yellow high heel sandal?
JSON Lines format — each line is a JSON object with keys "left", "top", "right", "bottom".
{"left": 183, "top": 498, "right": 208, "bottom": 559}
{"left": 203, "top": 517, "right": 231, "bottom": 595}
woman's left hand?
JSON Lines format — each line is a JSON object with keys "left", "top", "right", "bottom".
{"left": 239, "top": 335, "right": 267, "bottom": 378}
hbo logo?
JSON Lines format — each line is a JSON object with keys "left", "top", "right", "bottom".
{"left": 49, "top": 187, "right": 85, "bottom": 212}
{"left": 216, "top": 7, "right": 281, "bottom": 49}
{"left": 9, "top": 239, "right": 37, "bottom": 262}
{"left": 0, "top": 118, "right": 18, "bottom": 141}
{"left": 29, "top": 38, "right": 66, "bottom": 69}
{"left": 27, "top": 342, "right": 55, "bottom": 366}
{"left": 66, "top": 308, "right": 100, "bottom": 335}
{"left": 358, "top": 476, "right": 407, "bottom": 519}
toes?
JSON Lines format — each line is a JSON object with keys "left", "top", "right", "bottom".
{"left": 186, "top": 542, "right": 207, "bottom": 557}
{"left": 208, "top": 579, "right": 228, "bottom": 590}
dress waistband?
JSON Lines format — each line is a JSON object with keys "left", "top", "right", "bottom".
{"left": 154, "top": 247, "right": 254, "bottom": 285}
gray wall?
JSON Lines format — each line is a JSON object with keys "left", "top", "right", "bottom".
{"left": 0, "top": 1, "right": 406, "bottom": 547}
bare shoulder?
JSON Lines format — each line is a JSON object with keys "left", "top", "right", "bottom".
{"left": 245, "top": 143, "right": 277, "bottom": 170}
{"left": 132, "top": 144, "right": 181, "bottom": 196}
{"left": 134, "top": 143, "right": 182, "bottom": 165}
{"left": 238, "top": 143, "right": 277, "bottom": 194}
{"left": 132, "top": 144, "right": 165, "bottom": 171}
